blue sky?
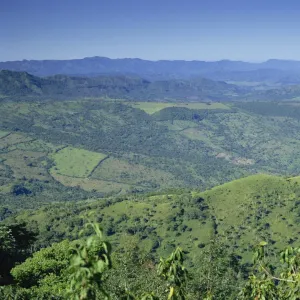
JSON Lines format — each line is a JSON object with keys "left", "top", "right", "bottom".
{"left": 1, "top": 0, "right": 300, "bottom": 61}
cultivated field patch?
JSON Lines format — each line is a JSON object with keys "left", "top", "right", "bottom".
{"left": 0, "top": 150, "right": 50, "bottom": 180}
{"left": 0, "top": 131, "right": 10, "bottom": 139}
{"left": 9, "top": 139, "right": 61, "bottom": 153}
{"left": 50, "top": 147, "right": 107, "bottom": 178}
{"left": 90, "top": 157, "right": 182, "bottom": 188}
{"left": 0, "top": 133, "right": 33, "bottom": 150}
{"left": 50, "top": 172, "right": 131, "bottom": 194}
{"left": 127, "top": 102, "right": 229, "bottom": 114}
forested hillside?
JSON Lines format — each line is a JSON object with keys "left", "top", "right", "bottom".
{"left": 0, "top": 70, "right": 243, "bottom": 101}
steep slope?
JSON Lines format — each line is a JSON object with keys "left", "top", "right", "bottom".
{"left": 0, "top": 70, "right": 44, "bottom": 96}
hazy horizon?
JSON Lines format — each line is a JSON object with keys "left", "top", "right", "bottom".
{"left": 1, "top": 56, "right": 300, "bottom": 64}
{"left": 2, "top": 0, "right": 300, "bottom": 62}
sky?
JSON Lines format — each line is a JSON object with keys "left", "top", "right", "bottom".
{"left": 1, "top": 0, "right": 300, "bottom": 62}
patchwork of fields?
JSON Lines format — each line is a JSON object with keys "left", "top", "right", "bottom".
{"left": 2, "top": 99, "right": 300, "bottom": 200}
{"left": 0, "top": 134, "right": 143, "bottom": 195}
{"left": 0, "top": 123, "right": 190, "bottom": 195}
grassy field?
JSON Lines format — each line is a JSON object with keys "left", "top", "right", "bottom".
{"left": 127, "top": 102, "right": 230, "bottom": 114}
{"left": 201, "top": 174, "right": 299, "bottom": 259}
{"left": 0, "top": 133, "right": 33, "bottom": 150}
{"left": 0, "top": 150, "right": 50, "bottom": 181}
{"left": 90, "top": 157, "right": 183, "bottom": 188}
{"left": 0, "top": 130, "right": 10, "bottom": 139}
{"left": 8, "top": 139, "right": 61, "bottom": 153}
{"left": 50, "top": 147, "right": 107, "bottom": 178}
{"left": 50, "top": 172, "right": 131, "bottom": 194}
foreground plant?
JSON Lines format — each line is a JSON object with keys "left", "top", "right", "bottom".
{"left": 240, "top": 241, "right": 300, "bottom": 299}
{"left": 158, "top": 247, "right": 188, "bottom": 300}
{"left": 67, "top": 222, "right": 112, "bottom": 300}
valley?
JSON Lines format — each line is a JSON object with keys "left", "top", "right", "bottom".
{"left": 1, "top": 71, "right": 300, "bottom": 299}
{"left": 3, "top": 1, "right": 300, "bottom": 297}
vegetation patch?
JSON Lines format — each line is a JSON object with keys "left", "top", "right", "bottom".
{"left": 50, "top": 147, "right": 107, "bottom": 178}
{"left": 8, "top": 139, "right": 61, "bottom": 153}
{"left": 0, "top": 131, "right": 10, "bottom": 139}
{"left": 0, "top": 133, "right": 33, "bottom": 150}
{"left": 0, "top": 150, "right": 50, "bottom": 181}
{"left": 127, "top": 102, "right": 229, "bottom": 114}
{"left": 50, "top": 172, "right": 131, "bottom": 194}
{"left": 90, "top": 157, "right": 183, "bottom": 189}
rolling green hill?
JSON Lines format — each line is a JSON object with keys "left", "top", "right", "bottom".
{"left": 7, "top": 174, "right": 300, "bottom": 264}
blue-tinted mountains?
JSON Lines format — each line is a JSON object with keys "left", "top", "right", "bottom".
{"left": 2, "top": 57, "right": 300, "bottom": 84}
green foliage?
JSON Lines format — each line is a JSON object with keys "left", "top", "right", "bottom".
{"left": 6, "top": 97, "right": 300, "bottom": 203}
{"left": 11, "top": 240, "right": 71, "bottom": 288}
{"left": 158, "top": 247, "right": 188, "bottom": 299}
{"left": 103, "top": 235, "right": 167, "bottom": 299}
{"left": 0, "top": 223, "right": 36, "bottom": 285}
{"left": 191, "top": 239, "right": 243, "bottom": 299}
{"left": 3, "top": 219, "right": 300, "bottom": 300}
{"left": 240, "top": 242, "right": 300, "bottom": 299}
{"left": 67, "top": 222, "right": 112, "bottom": 300}
{"left": 0, "top": 225, "right": 15, "bottom": 253}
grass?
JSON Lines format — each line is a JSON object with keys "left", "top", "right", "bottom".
{"left": 0, "top": 183, "right": 12, "bottom": 194}
{"left": 90, "top": 157, "right": 183, "bottom": 188}
{"left": 0, "top": 133, "right": 33, "bottom": 149}
{"left": 127, "top": 102, "right": 230, "bottom": 114}
{"left": 50, "top": 147, "right": 107, "bottom": 178}
{"left": 200, "top": 174, "right": 300, "bottom": 259}
{"left": 9, "top": 139, "right": 61, "bottom": 153}
{"left": 0, "top": 130, "right": 10, "bottom": 139}
{"left": 50, "top": 172, "right": 131, "bottom": 194}
{"left": 0, "top": 150, "right": 50, "bottom": 181}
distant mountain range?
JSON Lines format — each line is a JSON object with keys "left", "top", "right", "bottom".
{"left": 2, "top": 57, "right": 300, "bottom": 84}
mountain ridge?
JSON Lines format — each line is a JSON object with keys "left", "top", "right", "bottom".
{"left": 0, "top": 69, "right": 243, "bottom": 101}
{"left": 2, "top": 56, "right": 300, "bottom": 82}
